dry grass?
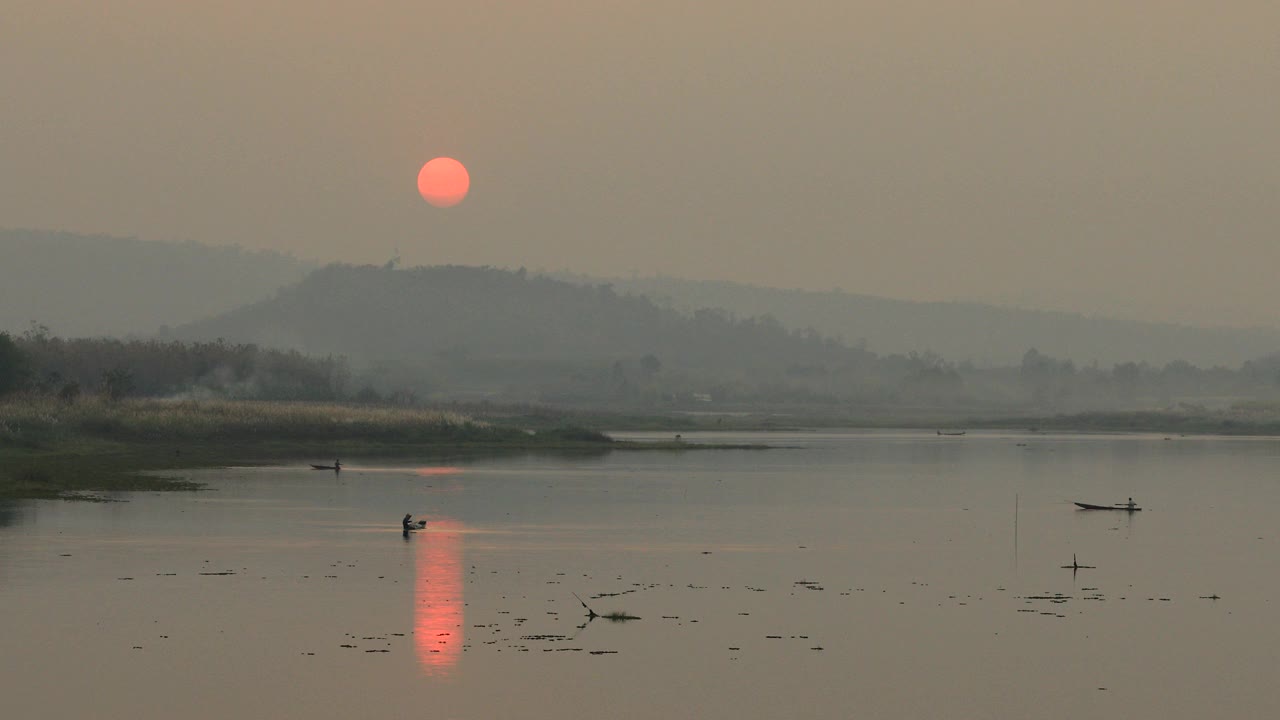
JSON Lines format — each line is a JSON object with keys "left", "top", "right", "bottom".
{"left": 0, "top": 395, "right": 508, "bottom": 444}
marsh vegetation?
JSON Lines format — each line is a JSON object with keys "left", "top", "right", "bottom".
{"left": 0, "top": 396, "right": 613, "bottom": 499}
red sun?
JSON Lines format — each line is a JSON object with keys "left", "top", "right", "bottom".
{"left": 417, "top": 157, "right": 470, "bottom": 208}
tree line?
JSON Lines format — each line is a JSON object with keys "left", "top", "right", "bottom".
{"left": 0, "top": 326, "right": 349, "bottom": 402}
{"left": 3, "top": 319, "right": 1279, "bottom": 414}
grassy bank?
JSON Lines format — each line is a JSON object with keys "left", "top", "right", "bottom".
{"left": 0, "top": 396, "right": 770, "bottom": 500}
{"left": 0, "top": 396, "right": 620, "bottom": 500}
{"left": 0, "top": 396, "right": 519, "bottom": 444}
{"left": 10, "top": 394, "right": 1274, "bottom": 501}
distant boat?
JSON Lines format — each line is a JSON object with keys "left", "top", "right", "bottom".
{"left": 311, "top": 463, "right": 341, "bottom": 471}
{"left": 936, "top": 430, "right": 966, "bottom": 436}
{"left": 1074, "top": 502, "right": 1141, "bottom": 511}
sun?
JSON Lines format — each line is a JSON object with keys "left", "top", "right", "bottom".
{"left": 417, "top": 157, "right": 470, "bottom": 208}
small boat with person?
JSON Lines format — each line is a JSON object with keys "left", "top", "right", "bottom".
{"left": 1075, "top": 498, "right": 1140, "bottom": 511}
{"left": 311, "top": 459, "right": 342, "bottom": 471}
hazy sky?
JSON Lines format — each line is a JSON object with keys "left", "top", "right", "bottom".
{"left": 3, "top": 2, "right": 1278, "bottom": 327}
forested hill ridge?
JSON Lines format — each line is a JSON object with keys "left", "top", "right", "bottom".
{"left": 556, "top": 274, "right": 1280, "bottom": 367}
{"left": 174, "top": 264, "right": 903, "bottom": 404}
{"left": 0, "top": 229, "right": 315, "bottom": 338}
{"left": 178, "top": 264, "right": 850, "bottom": 366}
{"left": 8, "top": 229, "right": 1274, "bottom": 369}
{"left": 173, "top": 264, "right": 1280, "bottom": 411}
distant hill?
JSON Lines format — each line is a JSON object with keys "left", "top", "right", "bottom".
{"left": 10, "top": 227, "right": 1272, "bottom": 370}
{"left": 174, "top": 264, "right": 896, "bottom": 404}
{"left": 0, "top": 229, "right": 315, "bottom": 338}
{"left": 166, "top": 264, "right": 1280, "bottom": 411}
{"left": 556, "top": 275, "right": 1280, "bottom": 367}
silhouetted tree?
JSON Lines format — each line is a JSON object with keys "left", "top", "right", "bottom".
{"left": 57, "top": 380, "right": 81, "bottom": 404}
{"left": 100, "top": 367, "right": 135, "bottom": 401}
{"left": 1112, "top": 362, "right": 1142, "bottom": 401}
{"left": 0, "top": 331, "right": 30, "bottom": 396}
{"left": 639, "top": 354, "right": 662, "bottom": 379}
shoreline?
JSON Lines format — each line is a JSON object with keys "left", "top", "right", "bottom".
{"left": 0, "top": 440, "right": 770, "bottom": 501}
{"left": 0, "top": 437, "right": 775, "bottom": 501}
{"left": 592, "top": 410, "right": 1280, "bottom": 438}
{"left": 7, "top": 395, "right": 1279, "bottom": 501}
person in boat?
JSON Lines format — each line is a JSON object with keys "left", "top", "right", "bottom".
{"left": 334, "top": 459, "right": 342, "bottom": 471}
{"left": 402, "top": 513, "right": 428, "bottom": 533}
{"left": 1126, "top": 497, "right": 1135, "bottom": 510}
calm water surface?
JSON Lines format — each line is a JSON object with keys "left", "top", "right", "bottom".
{"left": 4, "top": 430, "right": 1280, "bottom": 719}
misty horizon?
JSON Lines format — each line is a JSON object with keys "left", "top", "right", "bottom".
{"left": 6, "top": 229, "right": 1280, "bottom": 374}
{"left": 4, "top": 2, "right": 1278, "bottom": 329}
{"left": 5, "top": 225, "right": 1278, "bottom": 338}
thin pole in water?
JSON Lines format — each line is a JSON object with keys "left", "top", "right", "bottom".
{"left": 1014, "top": 493, "right": 1019, "bottom": 570}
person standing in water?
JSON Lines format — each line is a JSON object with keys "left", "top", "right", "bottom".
{"left": 402, "top": 513, "right": 427, "bottom": 536}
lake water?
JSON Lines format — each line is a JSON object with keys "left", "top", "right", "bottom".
{"left": 4, "top": 430, "right": 1280, "bottom": 719}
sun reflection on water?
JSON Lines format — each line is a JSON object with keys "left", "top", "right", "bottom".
{"left": 414, "top": 466, "right": 463, "bottom": 477}
{"left": 413, "top": 518, "right": 464, "bottom": 677}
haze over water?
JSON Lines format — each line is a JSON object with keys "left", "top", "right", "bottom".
{"left": 3, "top": 431, "right": 1278, "bottom": 718}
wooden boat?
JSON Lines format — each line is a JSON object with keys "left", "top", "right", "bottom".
{"left": 936, "top": 430, "right": 966, "bottom": 436}
{"left": 1074, "top": 502, "right": 1140, "bottom": 511}
{"left": 310, "top": 464, "right": 341, "bottom": 471}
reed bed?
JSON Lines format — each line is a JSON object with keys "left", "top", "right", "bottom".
{"left": 1, "top": 395, "right": 626, "bottom": 500}
{"left": 0, "top": 395, "right": 522, "bottom": 445}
